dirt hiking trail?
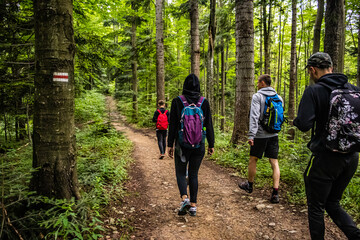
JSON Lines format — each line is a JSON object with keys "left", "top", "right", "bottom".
{"left": 103, "top": 96, "right": 346, "bottom": 240}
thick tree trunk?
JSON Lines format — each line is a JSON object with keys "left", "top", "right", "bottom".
{"left": 288, "top": 0, "right": 297, "bottom": 140}
{"left": 312, "top": 0, "right": 324, "bottom": 54}
{"left": 324, "top": 0, "right": 345, "bottom": 73}
{"left": 156, "top": 0, "right": 165, "bottom": 104}
{"left": 190, "top": 0, "right": 200, "bottom": 77}
{"left": 207, "top": 0, "right": 216, "bottom": 110}
{"left": 231, "top": 0, "right": 254, "bottom": 145}
{"left": 32, "top": 0, "right": 80, "bottom": 199}
{"left": 131, "top": 3, "right": 138, "bottom": 121}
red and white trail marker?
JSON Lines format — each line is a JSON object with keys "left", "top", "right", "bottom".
{"left": 53, "top": 72, "right": 69, "bottom": 82}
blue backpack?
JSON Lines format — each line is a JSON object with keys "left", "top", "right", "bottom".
{"left": 260, "top": 94, "right": 285, "bottom": 133}
{"left": 178, "top": 95, "right": 206, "bottom": 149}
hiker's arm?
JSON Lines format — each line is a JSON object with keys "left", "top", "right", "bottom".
{"left": 167, "top": 98, "right": 178, "bottom": 148}
{"left": 293, "top": 87, "right": 316, "bottom": 132}
{"left": 248, "top": 94, "right": 261, "bottom": 140}
{"left": 203, "top": 100, "right": 214, "bottom": 148}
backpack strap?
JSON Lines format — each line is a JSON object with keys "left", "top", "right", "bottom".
{"left": 157, "top": 109, "right": 162, "bottom": 114}
{"left": 196, "top": 96, "right": 205, "bottom": 107}
{"left": 178, "top": 95, "right": 189, "bottom": 107}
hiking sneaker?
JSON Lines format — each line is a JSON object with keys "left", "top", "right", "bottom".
{"left": 159, "top": 154, "right": 164, "bottom": 159}
{"left": 189, "top": 206, "right": 197, "bottom": 216}
{"left": 178, "top": 198, "right": 190, "bottom": 215}
{"left": 238, "top": 181, "right": 253, "bottom": 193}
{"left": 270, "top": 193, "right": 279, "bottom": 204}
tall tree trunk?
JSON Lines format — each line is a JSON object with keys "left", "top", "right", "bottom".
{"left": 259, "top": 6, "right": 263, "bottom": 75}
{"left": 231, "top": 0, "right": 254, "bottom": 145}
{"left": 358, "top": 17, "right": 360, "bottom": 87}
{"left": 276, "top": 7, "right": 282, "bottom": 92}
{"left": 263, "top": 0, "right": 272, "bottom": 74}
{"left": 288, "top": 0, "right": 297, "bottom": 140}
{"left": 190, "top": 0, "right": 200, "bottom": 77}
{"left": 220, "top": 40, "right": 225, "bottom": 131}
{"left": 207, "top": 0, "right": 216, "bottom": 110}
{"left": 312, "top": 0, "right": 324, "bottom": 54}
{"left": 156, "top": 0, "right": 165, "bottom": 104}
{"left": 324, "top": 0, "right": 345, "bottom": 73}
{"left": 32, "top": 0, "right": 80, "bottom": 199}
{"left": 131, "top": 2, "right": 138, "bottom": 121}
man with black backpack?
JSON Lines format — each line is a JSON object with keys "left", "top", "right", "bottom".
{"left": 152, "top": 100, "right": 170, "bottom": 159}
{"left": 294, "top": 52, "right": 360, "bottom": 240}
{"left": 238, "top": 74, "right": 284, "bottom": 204}
{"left": 167, "top": 73, "right": 214, "bottom": 217}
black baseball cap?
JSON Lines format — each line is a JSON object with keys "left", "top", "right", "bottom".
{"left": 305, "top": 52, "right": 333, "bottom": 69}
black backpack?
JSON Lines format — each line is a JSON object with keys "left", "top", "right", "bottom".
{"left": 319, "top": 82, "right": 360, "bottom": 153}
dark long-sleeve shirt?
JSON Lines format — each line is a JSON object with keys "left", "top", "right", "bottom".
{"left": 167, "top": 96, "right": 215, "bottom": 148}
{"left": 293, "top": 73, "right": 359, "bottom": 153}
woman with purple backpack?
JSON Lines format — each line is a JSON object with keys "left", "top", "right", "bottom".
{"left": 168, "top": 73, "right": 215, "bottom": 216}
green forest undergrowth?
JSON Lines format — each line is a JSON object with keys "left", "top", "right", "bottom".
{"left": 1, "top": 90, "right": 133, "bottom": 239}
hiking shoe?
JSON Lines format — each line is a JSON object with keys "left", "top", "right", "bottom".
{"left": 238, "top": 181, "right": 253, "bottom": 193}
{"left": 189, "top": 206, "right": 197, "bottom": 216}
{"left": 178, "top": 198, "right": 190, "bottom": 215}
{"left": 159, "top": 154, "right": 164, "bottom": 159}
{"left": 270, "top": 193, "right": 279, "bottom": 204}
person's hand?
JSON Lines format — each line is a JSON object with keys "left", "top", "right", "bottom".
{"left": 168, "top": 147, "right": 174, "bottom": 158}
{"left": 248, "top": 139, "right": 254, "bottom": 146}
{"left": 208, "top": 148, "right": 214, "bottom": 156}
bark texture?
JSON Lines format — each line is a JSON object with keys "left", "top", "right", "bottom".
{"left": 231, "top": 0, "right": 255, "bottom": 144}
{"left": 263, "top": 0, "right": 272, "bottom": 74}
{"left": 32, "top": 0, "right": 80, "bottom": 199}
{"left": 324, "top": 0, "right": 345, "bottom": 73}
{"left": 312, "top": 0, "right": 324, "bottom": 54}
{"left": 206, "top": 0, "right": 216, "bottom": 110}
{"left": 358, "top": 17, "right": 360, "bottom": 87}
{"left": 156, "top": 0, "right": 165, "bottom": 104}
{"left": 131, "top": 2, "right": 138, "bottom": 120}
{"left": 288, "top": 0, "right": 297, "bottom": 140}
{"left": 190, "top": 0, "right": 200, "bottom": 77}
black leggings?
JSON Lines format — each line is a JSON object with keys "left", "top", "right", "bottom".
{"left": 174, "top": 144, "right": 205, "bottom": 203}
{"left": 304, "top": 151, "right": 360, "bottom": 240}
{"left": 156, "top": 130, "right": 167, "bottom": 154}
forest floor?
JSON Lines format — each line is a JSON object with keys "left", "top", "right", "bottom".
{"left": 101, "top": 96, "right": 346, "bottom": 240}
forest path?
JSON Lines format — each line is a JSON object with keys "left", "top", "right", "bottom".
{"left": 103, "top": 96, "right": 345, "bottom": 240}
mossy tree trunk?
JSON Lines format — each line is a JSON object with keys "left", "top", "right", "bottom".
{"left": 32, "top": 0, "right": 80, "bottom": 200}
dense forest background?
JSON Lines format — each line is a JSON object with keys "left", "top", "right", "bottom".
{"left": 1, "top": 0, "right": 360, "bottom": 239}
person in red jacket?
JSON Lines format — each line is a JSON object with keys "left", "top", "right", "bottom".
{"left": 152, "top": 100, "right": 170, "bottom": 159}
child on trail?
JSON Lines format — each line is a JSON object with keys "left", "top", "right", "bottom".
{"left": 168, "top": 73, "right": 215, "bottom": 216}
{"left": 294, "top": 52, "right": 360, "bottom": 239}
{"left": 152, "top": 100, "right": 170, "bottom": 159}
{"left": 238, "top": 74, "right": 284, "bottom": 204}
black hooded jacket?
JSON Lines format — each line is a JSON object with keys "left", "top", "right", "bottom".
{"left": 293, "top": 73, "right": 360, "bottom": 153}
{"left": 167, "top": 74, "right": 215, "bottom": 148}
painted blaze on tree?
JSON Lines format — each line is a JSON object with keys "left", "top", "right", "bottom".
{"left": 32, "top": 0, "right": 80, "bottom": 199}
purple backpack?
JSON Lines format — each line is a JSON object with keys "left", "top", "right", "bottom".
{"left": 178, "top": 95, "right": 206, "bottom": 149}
